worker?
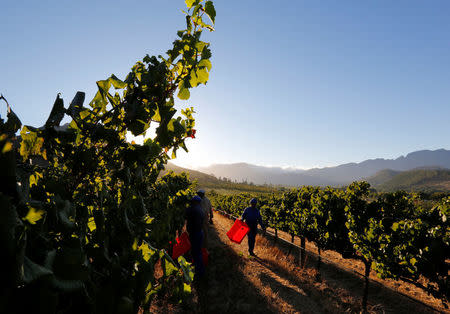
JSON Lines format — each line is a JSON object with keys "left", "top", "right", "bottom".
{"left": 185, "top": 195, "right": 205, "bottom": 279}
{"left": 241, "top": 198, "right": 265, "bottom": 256}
{"left": 197, "top": 189, "right": 213, "bottom": 247}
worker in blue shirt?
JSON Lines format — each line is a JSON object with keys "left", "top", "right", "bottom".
{"left": 185, "top": 195, "right": 205, "bottom": 279}
{"left": 241, "top": 198, "right": 265, "bottom": 256}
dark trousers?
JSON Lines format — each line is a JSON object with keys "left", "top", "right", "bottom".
{"left": 189, "top": 230, "right": 205, "bottom": 278}
{"left": 247, "top": 228, "right": 257, "bottom": 254}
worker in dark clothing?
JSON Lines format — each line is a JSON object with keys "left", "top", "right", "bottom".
{"left": 241, "top": 198, "right": 265, "bottom": 256}
{"left": 197, "top": 189, "right": 213, "bottom": 248}
{"left": 185, "top": 195, "right": 205, "bottom": 279}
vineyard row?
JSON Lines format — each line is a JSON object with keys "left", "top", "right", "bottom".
{"left": 208, "top": 183, "right": 449, "bottom": 310}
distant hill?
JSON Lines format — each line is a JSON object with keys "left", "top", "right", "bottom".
{"left": 366, "top": 169, "right": 402, "bottom": 186}
{"left": 368, "top": 168, "right": 450, "bottom": 192}
{"left": 164, "top": 163, "right": 220, "bottom": 185}
{"left": 197, "top": 162, "right": 336, "bottom": 186}
{"left": 162, "top": 163, "right": 278, "bottom": 194}
{"left": 199, "top": 149, "right": 450, "bottom": 187}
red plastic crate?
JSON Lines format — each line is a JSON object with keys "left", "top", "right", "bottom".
{"left": 201, "top": 248, "right": 209, "bottom": 266}
{"left": 191, "top": 247, "right": 209, "bottom": 266}
{"left": 226, "top": 219, "right": 250, "bottom": 244}
{"left": 172, "top": 232, "right": 191, "bottom": 259}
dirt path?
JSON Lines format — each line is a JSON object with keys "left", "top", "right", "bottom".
{"left": 188, "top": 214, "right": 362, "bottom": 313}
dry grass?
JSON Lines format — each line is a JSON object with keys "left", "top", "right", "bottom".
{"left": 260, "top": 221, "right": 448, "bottom": 313}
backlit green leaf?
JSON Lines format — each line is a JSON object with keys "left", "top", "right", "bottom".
{"left": 185, "top": 0, "right": 196, "bottom": 9}
{"left": 205, "top": 1, "right": 216, "bottom": 24}
{"left": 109, "top": 74, "right": 126, "bottom": 89}
{"left": 178, "top": 87, "right": 190, "bottom": 100}
{"left": 23, "top": 207, "right": 45, "bottom": 225}
{"left": 198, "top": 59, "right": 212, "bottom": 71}
{"left": 97, "top": 79, "right": 111, "bottom": 95}
{"left": 87, "top": 217, "right": 96, "bottom": 232}
{"left": 1, "top": 141, "right": 12, "bottom": 153}
{"left": 196, "top": 68, "right": 209, "bottom": 84}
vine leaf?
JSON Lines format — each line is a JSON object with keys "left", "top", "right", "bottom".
{"left": 45, "top": 94, "right": 65, "bottom": 128}
{"left": 23, "top": 206, "right": 45, "bottom": 225}
{"left": 178, "top": 87, "right": 190, "bottom": 100}
{"left": 1, "top": 94, "right": 22, "bottom": 133}
{"left": 205, "top": 1, "right": 216, "bottom": 24}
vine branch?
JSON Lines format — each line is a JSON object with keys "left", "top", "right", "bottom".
{"left": 0, "top": 94, "right": 12, "bottom": 113}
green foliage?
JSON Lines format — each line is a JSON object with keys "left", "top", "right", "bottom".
{"left": 0, "top": 1, "right": 216, "bottom": 313}
{"left": 292, "top": 186, "right": 319, "bottom": 239}
{"left": 310, "top": 188, "right": 351, "bottom": 254}
{"left": 344, "top": 181, "right": 380, "bottom": 263}
{"left": 211, "top": 182, "right": 449, "bottom": 304}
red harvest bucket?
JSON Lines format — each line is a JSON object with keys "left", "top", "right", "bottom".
{"left": 201, "top": 248, "right": 209, "bottom": 266}
{"left": 226, "top": 220, "right": 250, "bottom": 244}
{"left": 172, "top": 232, "right": 191, "bottom": 259}
{"left": 191, "top": 247, "right": 209, "bottom": 266}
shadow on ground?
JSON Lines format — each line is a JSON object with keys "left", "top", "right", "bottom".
{"left": 192, "top": 226, "right": 278, "bottom": 313}
{"left": 260, "top": 228, "right": 440, "bottom": 314}
{"left": 194, "top": 218, "right": 336, "bottom": 313}
{"left": 257, "top": 271, "right": 314, "bottom": 312}
{"left": 184, "top": 214, "right": 442, "bottom": 314}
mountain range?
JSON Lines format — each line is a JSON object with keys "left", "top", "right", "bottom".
{"left": 197, "top": 149, "right": 450, "bottom": 187}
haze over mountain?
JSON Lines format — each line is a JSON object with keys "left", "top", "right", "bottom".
{"left": 198, "top": 149, "right": 450, "bottom": 186}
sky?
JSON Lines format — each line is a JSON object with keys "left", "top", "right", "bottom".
{"left": 1, "top": 0, "right": 449, "bottom": 169}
